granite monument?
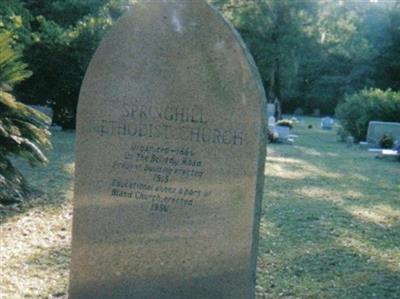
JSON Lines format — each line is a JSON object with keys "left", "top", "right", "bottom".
{"left": 69, "top": 1, "right": 266, "bottom": 298}
{"left": 366, "top": 121, "right": 400, "bottom": 146}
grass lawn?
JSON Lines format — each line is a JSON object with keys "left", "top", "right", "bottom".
{"left": 257, "top": 117, "right": 400, "bottom": 299}
{"left": 1, "top": 117, "right": 399, "bottom": 298}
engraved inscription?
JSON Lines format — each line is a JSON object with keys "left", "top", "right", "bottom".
{"left": 89, "top": 103, "right": 245, "bottom": 146}
{"left": 87, "top": 103, "right": 242, "bottom": 213}
{"left": 108, "top": 141, "right": 210, "bottom": 213}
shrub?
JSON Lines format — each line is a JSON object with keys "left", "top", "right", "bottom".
{"left": 15, "top": 1, "right": 128, "bottom": 129}
{"left": 378, "top": 134, "right": 394, "bottom": 149}
{"left": 336, "top": 125, "right": 349, "bottom": 142}
{"left": 335, "top": 88, "right": 400, "bottom": 142}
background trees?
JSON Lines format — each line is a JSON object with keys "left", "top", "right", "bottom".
{"left": 0, "top": 0, "right": 398, "bottom": 204}
{"left": 0, "top": 0, "right": 399, "bottom": 126}
{"left": 336, "top": 88, "right": 400, "bottom": 142}
{"left": 211, "top": 0, "right": 400, "bottom": 114}
{"left": 1, "top": 0, "right": 128, "bottom": 129}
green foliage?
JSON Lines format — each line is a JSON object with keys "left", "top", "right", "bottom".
{"left": 12, "top": 0, "right": 128, "bottom": 129}
{"left": 22, "top": 0, "right": 109, "bottom": 27}
{"left": 378, "top": 133, "right": 394, "bottom": 149}
{"left": 210, "top": 0, "right": 319, "bottom": 105}
{"left": 2, "top": 0, "right": 400, "bottom": 128}
{"left": 336, "top": 125, "right": 349, "bottom": 142}
{"left": 375, "top": 2, "right": 400, "bottom": 91}
{"left": 210, "top": 0, "right": 399, "bottom": 114}
{"left": 0, "top": 32, "right": 31, "bottom": 88}
{"left": 0, "top": 31, "right": 51, "bottom": 204}
{"left": 335, "top": 88, "right": 400, "bottom": 142}
{"left": 0, "top": 0, "right": 34, "bottom": 47}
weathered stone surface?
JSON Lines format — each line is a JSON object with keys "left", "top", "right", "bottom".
{"left": 367, "top": 121, "right": 400, "bottom": 146}
{"left": 69, "top": 1, "right": 266, "bottom": 298}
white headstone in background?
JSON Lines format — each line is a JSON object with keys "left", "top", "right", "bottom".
{"left": 276, "top": 126, "right": 290, "bottom": 140}
{"left": 266, "top": 103, "right": 275, "bottom": 117}
{"left": 268, "top": 116, "right": 276, "bottom": 126}
{"left": 321, "top": 117, "right": 334, "bottom": 130}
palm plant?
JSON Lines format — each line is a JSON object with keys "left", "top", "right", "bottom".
{"left": 0, "top": 32, "right": 51, "bottom": 204}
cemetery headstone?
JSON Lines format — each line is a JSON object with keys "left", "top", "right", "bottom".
{"left": 312, "top": 108, "right": 320, "bottom": 117}
{"left": 321, "top": 117, "right": 334, "bottom": 130}
{"left": 366, "top": 121, "right": 400, "bottom": 147}
{"left": 293, "top": 107, "right": 303, "bottom": 116}
{"left": 346, "top": 136, "right": 354, "bottom": 148}
{"left": 268, "top": 116, "right": 276, "bottom": 126}
{"left": 291, "top": 116, "right": 299, "bottom": 123}
{"left": 275, "top": 126, "right": 290, "bottom": 140}
{"left": 266, "top": 103, "right": 275, "bottom": 117}
{"left": 69, "top": 1, "right": 266, "bottom": 299}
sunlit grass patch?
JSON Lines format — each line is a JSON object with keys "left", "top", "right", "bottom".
{"left": 267, "top": 154, "right": 341, "bottom": 180}
{"left": 295, "top": 186, "right": 345, "bottom": 203}
{"left": 345, "top": 205, "right": 400, "bottom": 228}
{"left": 1, "top": 118, "right": 399, "bottom": 298}
{"left": 258, "top": 116, "right": 400, "bottom": 299}
{"left": 339, "top": 233, "right": 400, "bottom": 275}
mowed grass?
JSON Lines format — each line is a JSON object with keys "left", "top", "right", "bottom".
{"left": 0, "top": 117, "right": 399, "bottom": 298}
{"left": 256, "top": 117, "right": 400, "bottom": 299}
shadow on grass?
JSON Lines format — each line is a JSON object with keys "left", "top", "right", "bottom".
{"left": 26, "top": 246, "right": 70, "bottom": 270}
{"left": 257, "top": 196, "right": 400, "bottom": 298}
{"left": 280, "top": 247, "right": 400, "bottom": 298}
{"left": 259, "top": 118, "right": 400, "bottom": 298}
{"left": 25, "top": 246, "right": 71, "bottom": 298}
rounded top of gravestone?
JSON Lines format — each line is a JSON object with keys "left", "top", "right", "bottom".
{"left": 78, "top": 1, "right": 265, "bottom": 122}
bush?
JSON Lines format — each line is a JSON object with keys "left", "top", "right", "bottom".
{"left": 378, "top": 134, "right": 394, "bottom": 149}
{"left": 336, "top": 125, "right": 349, "bottom": 142}
{"left": 335, "top": 88, "right": 400, "bottom": 142}
{"left": 13, "top": 1, "right": 129, "bottom": 129}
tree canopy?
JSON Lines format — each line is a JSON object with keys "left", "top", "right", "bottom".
{"left": 211, "top": 0, "right": 400, "bottom": 114}
{"left": 0, "top": 0, "right": 399, "bottom": 124}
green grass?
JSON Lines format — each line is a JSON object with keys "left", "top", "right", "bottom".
{"left": 256, "top": 117, "right": 400, "bottom": 299}
{"left": 1, "top": 118, "right": 399, "bottom": 298}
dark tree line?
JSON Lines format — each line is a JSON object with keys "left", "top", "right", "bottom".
{"left": 1, "top": 0, "right": 399, "bottom": 204}
{"left": 211, "top": 0, "right": 400, "bottom": 114}
{"left": 1, "top": 0, "right": 128, "bottom": 129}
{"left": 1, "top": 0, "right": 399, "bottom": 125}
